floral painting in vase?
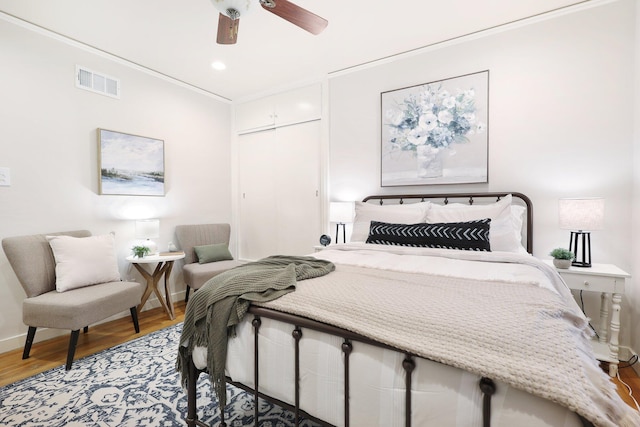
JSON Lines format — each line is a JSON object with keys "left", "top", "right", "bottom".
{"left": 381, "top": 71, "right": 489, "bottom": 186}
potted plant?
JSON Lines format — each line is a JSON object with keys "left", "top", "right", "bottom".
{"left": 132, "top": 245, "right": 151, "bottom": 258}
{"left": 549, "top": 248, "right": 574, "bottom": 269}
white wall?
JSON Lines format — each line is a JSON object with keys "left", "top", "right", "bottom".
{"left": 329, "top": 1, "right": 638, "bottom": 349}
{"left": 0, "top": 19, "right": 232, "bottom": 351}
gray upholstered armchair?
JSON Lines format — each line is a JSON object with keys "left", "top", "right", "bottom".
{"left": 175, "top": 223, "right": 244, "bottom": 302}
{"left": 2, "top": 230, "right": 144, "bottom": 370}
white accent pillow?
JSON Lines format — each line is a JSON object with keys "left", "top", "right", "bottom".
{"left": 425, "top": 195, "right": 524, "bottom": 253}
{"left": 510, "top": 204, "right": 527, "bottom": 247}
{"left": 351, "top": 201, "right": 430, "bottom": 242}
{"left": 47, "top": 233, "right": 121, "bottom": 292}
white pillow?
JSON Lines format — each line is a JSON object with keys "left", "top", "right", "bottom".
{"left": 47, "top": 233, "right": 121, "bottom": 292}
{"left": 425, "top": 195, "right": 524, "bottom": 253}
{"left": 351, "top": 201, "right": 430, "bottom": 242}
{"left": 510, "top": 204, "right": 527, "bottom": 247}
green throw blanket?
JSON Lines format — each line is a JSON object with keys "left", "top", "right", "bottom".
{"left": 176, "top": 255, "right": 335, "bottom": 411}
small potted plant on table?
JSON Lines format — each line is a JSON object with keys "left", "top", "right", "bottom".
{"left": 549, "top": 248, "right": 574, "bottom": 269}
{"left": 132, "top": 245, "right": 151, "bottom": 259}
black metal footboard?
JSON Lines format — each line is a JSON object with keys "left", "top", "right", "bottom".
{"left": 185, "top": 305, "right": 501, "bottom": 427}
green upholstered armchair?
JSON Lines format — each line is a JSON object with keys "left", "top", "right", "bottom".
{"left": 174, "top": 224, "right": 245, "bottom": 302}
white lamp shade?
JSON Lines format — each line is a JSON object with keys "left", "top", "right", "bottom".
{"left": 210, "top": 0, "right": 253, "bottom": 17}
{"left": 135, "top": 219, "right": 160, "bottom": 239}
{"left": 330, "top": 202, "right": 354, "bottom": 223}
{"left": 558, "top": 198, "right": 604, "bottom": 231}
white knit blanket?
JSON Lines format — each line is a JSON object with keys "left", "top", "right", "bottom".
{"left": 254, "top": 246, "right": 639, "bottom": 427}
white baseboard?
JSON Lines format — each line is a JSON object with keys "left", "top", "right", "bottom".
{"left": 0, "top": 290, "right": 186, "bottom": 354}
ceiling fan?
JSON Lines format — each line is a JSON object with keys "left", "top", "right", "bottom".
{"left": 211, "top": 0, "right": 328, "bottom": 45}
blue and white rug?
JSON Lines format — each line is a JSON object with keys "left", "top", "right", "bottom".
{"left": 0, "top": 324, "right": 320, "bottom": 426}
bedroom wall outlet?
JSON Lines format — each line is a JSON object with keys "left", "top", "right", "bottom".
{"left": 0, "top": 167, "right": 10, "bottom": 186}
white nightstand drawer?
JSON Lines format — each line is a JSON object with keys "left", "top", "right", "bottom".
{"left": 561, "top": 273, "right": 623, "bottom": 293}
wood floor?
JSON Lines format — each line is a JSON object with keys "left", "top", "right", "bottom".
{"left": 1, "top": 301, "right": 639, "bottom": 414}
{"left": 0, "top": 302, "right": 186, "bottom": 387}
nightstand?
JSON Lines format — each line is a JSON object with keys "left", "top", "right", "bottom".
{"left": 546, "top": 261, "right": 630, "bottom": 377}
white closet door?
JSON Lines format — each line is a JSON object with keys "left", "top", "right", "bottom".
{"left": 238, "top": 129, "right": 277, "bottom": 261}
{"left": 238, "top": 121, "right": 321, "bottom": 260}
{"left": 273, "top": 121, "right": 321, "bottom": 256}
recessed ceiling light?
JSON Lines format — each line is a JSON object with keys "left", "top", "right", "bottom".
{"left": 211, "top": 61, "right": 226, "bottom": 71}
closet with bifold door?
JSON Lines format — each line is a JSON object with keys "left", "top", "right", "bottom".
{"left": 236, "top": 84, "right": 322, "bottom": 261}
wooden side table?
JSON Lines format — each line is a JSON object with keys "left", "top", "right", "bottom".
{"left": 127, "top": 252, "right": 185, "bottom": 320}
{"left": 547, "top": 261, "right": 630, "bottom": 376}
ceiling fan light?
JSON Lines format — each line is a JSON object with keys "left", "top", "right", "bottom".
{"left": 211, "top": 61, "right": 227, "bottom": 71}
{"left": 211, "top": 0, "right": 253, "bottom": 18}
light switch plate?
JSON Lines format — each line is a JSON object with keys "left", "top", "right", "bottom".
{"left": 0, "top": 167, "right": 11, "bottom": 186}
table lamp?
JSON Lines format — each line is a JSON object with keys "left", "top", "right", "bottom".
{"left": 329, "top": 202, "right": 354, "bottom": 244}
{"left": 135, "top": 219, "right": 160, "bottom": 255}
{"left": 558, "top": 198, "right": 604, "bottom": 267}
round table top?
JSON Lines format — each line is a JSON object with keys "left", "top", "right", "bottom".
{"left": 126, "top": 252, "right": 185, "bottom": 263}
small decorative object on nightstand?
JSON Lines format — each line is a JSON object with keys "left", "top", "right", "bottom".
{"left": 131, "top": 245, "right": 151, "bottom": 258}
{"left": 549, "top": 247, "right": 574, "bottom": 269}
{"left": 314, "top": 235, "right": 332, "bottom": 252}
{"left": 546, "top": 260, "right": 629, "bottom": 377}
{"left": 319, "top": 234, "right": 331, "bottom": 247}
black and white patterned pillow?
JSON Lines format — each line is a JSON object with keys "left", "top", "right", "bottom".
{"left": 365, "top": 219, "right": 491, "bottom": 251}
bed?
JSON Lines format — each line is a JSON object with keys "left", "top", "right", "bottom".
{"left": 178, "top": 192, "right": 639, "bottom": 427}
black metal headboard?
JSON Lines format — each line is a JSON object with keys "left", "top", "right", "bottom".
{"left": 361, "top": 192, "right": 533, "bottom": 254}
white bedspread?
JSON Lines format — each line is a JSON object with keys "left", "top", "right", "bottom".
{"left": 198, "top": 244, "right": 639, "bottom": 427}
{"left": 260, "top": 244, "right": 638, "bottom": 427}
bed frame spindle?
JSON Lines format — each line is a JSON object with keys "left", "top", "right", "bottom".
{"left": 186, "top": 360, "right": 208, "bottom": 427}
{"left": 480, "top": 377, "right": 496, "bottom": 427}
{"left": 293, "top": 327, "right": 303, "bottom": 427}
{"left": 341, "top": 340, "right": 353, "bottom": 427}
{"left": 402, "top": 355, "right": 415, "bottom": 427}
{"left": 252, "top": 317, "right": 262, "bottom": 427}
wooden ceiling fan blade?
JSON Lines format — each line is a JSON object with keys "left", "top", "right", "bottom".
{"left": 217, "top": 12, "right": 239, "bottom": 44}
{"left": 260, "top": 0, "right": 328, "bottom": 35}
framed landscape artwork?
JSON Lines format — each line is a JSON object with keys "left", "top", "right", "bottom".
{"left": 380, "top": 70, "right": 489, "bottom": 186}
{"left": 98, "top": 129, "right": 165, "bottom": 196}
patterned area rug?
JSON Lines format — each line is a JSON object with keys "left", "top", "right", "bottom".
{"left": 0, "top": 324, "right": 320, "bottom": 426}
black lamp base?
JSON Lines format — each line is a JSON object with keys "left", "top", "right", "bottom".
{"left": 335, "top": 223, "right": 346, "bottom": 244}
{"left": 569, "top": 231, "right": 591, "bottom": 267}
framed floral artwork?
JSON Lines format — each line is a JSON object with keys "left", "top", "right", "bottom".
{"left": 380, "top": 70, "right": 489, "bottom": 186}
{"left": 98, "top": 129, "right": 165, "bottom": 196}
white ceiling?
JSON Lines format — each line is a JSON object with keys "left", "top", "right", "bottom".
{"left": 0, "top": 0, "right": 590, "bottom": 101}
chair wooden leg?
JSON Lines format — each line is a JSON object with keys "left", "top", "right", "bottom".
{"left": 130, "top": 307, "right": 140, "bottom": 333}
{"left": 185, "top": 286, "right": 191, "bottom": 303}
{"left": 66, "top": 330, "right": 80, "bottom": 370}
{"left": 83, "top": 326, "right": 89, "bottom": 333}
{"left": 22, "top": 326, "right": 36, "bottom": 359}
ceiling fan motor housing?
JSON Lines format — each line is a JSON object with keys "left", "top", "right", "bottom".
{"left": 260, "top": 0, "right": 276, "bottom": 8}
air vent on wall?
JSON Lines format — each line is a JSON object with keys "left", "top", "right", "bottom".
{"left": 75, "top": 65, "right": 120, "bottom": 99}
